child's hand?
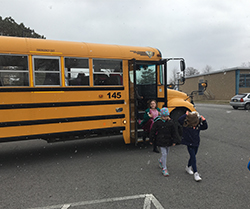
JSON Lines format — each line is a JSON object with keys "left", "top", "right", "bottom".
{"left": 200, "top": 115, "right": 206, "bottom": 121}
{"left": 172, "top": 143, "right": 176, "bottom": 146}
{"left": 149, "top": 142, "right": 153, "bottom": 145}
{"left": 186, "top": 111, "right": 189, "bottom": 115}
{"left": 148, "top": 113, "right": 152, "bottom": 118}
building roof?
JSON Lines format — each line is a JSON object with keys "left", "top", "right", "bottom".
{"left": 186, "top": 67, "right": 250, "bottom": 78}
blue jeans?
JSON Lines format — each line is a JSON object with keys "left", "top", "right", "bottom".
{"left": 160, "top": 146, "right": 170, "bottom": 170}
{"left": 187, "top": 146, "right": 199, "bottom": 173}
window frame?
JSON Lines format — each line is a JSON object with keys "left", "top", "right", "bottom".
{"left": 32, "top": 56, "right": 61, "bottom": 87}
{"left": 198, "top": 79, "right": 205, "bottom": 95}
{"left": 93, "top": 58, "right": 123, "bottom": 86}
{"left": 0, "top": 54, "right": 29, "bottom": 87}
{"left": 64, "top": 57, "right": 90, "bottom": 86}
{"left": 239, "top": 74, "right": 250, "bottom": 88}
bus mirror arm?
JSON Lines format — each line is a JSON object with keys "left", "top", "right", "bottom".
{"left": 178, "top": 76, "right": 186, "bottom": 85}
{"left": 185, "top": 95, "right": 194, "bottom": 104}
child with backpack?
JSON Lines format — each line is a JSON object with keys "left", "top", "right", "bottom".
{"left": 149, "top": 107, "right": 179, "bottom": 176}
{"left": 178, "top": 111, "right": 208, "bottom": 182}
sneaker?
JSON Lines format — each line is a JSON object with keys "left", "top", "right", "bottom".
{"left": 158, "top": 159, "right": 163, "bottom": 169}
{"left": 185, "top": 166, "right": 194, "bottom": 175}
{"left": 194, "top": 172, "right": 202, "bottom": 181}
{"left": 162, "top": 169, "right": 169, "bottom": 177}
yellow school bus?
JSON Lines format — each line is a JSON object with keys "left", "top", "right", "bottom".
{"left": 0, "top": 36, "right": 196, "bottom": 144}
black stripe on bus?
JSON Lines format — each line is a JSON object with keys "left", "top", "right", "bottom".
{"left": 0, "top": 100, "right": 125, "bottom": 110}
{"left": 0, "top": 87, "right": 124, "bottom": 92}
{"left": 0, "top": 126, "right": 125, "bottom": 143}
{"left": 157, "top": 98, "right": 166, "bottom": 103}
{"left": 0, "top": 114, "right": 125, "bottom": 128}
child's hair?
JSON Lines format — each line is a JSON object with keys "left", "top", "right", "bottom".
{"left": 183, "top": 111, "right": 200, "bottom": 127}
{"left": 148, "top": 99, "right": 157, "bottom": 108}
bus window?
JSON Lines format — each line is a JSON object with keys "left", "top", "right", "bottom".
{"left": 0, "top": 55, "right": 29, "bottom": 86}
{"left": 136, "top": 65, "right": 156, "bottom": 84}
{"left": 129, "top": 64, "right": 157, "bottom": 100}
{"left": 65, "top": 57, "right": 89, "bottom": 86}
{"left": 130, "top": 65, "right": 156, "bottom": 84}
{"left": 93, "top": 59, "right": 123, "bottom": 86}
{"left": 33, "top": 56, "right": 61, "bottom": 86}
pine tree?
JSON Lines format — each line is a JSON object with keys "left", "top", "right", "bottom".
{"left": 139, "top": 68, "right": 156, "bottom": 84}
{"left": 0, "top": 16, "right": 45, "bottom": 39}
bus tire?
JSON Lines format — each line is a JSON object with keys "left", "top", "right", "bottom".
{"left": 170, "top": 107, "right": 189, "bottom": 144}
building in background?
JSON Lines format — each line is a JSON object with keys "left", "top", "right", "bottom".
{"left": 179, "top": 67, "right": 250, "bottom": 101}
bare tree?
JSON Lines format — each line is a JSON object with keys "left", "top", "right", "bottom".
{"left": 203, "top": 65, "right": 212, "bottom": 74}
{"left": 241, "top": 62, "right": 250, "bottom": 67}
{"left": 185, "top": 67, "right": 200, "bottom": 76}
{"left": 168, "top": 68, "right": 178, "bottom": 85}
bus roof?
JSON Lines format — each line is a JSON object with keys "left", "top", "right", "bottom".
{"left": 0, "top": 36, "right": 162, "bottom": 60}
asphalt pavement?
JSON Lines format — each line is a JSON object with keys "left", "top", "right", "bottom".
{"left": 0, "top": 103, "right": 249, "bottom": 209}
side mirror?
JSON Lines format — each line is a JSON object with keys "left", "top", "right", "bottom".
{"left": 201, "top": 82, "right": 207, "bottom": 88}
{"left": 180, "top": 60, "right": 185, "bottom": 72}
{"left": 201, "top": 81, "right": 208, "bottom": 91}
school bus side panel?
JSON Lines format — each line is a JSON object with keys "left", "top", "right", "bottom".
{"left": 0, "top": 89, "right": 126, "bottom": 141}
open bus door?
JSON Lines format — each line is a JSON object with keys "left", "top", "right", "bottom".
{"left": 129, "top": 59, "right": 167, "bottom": 145}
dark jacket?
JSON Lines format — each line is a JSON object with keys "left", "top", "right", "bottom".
{"left": 140, "top": 107, "right": 160, "bottom": 126}
{"left": 149, "top": 117, "right": 179, "bottom": 147}
{"left": 178, "top": 114, "right": 208, "bottom": 147}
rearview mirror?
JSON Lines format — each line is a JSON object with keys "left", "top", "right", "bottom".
{"left": 180, "top": 60, "right": 185, "bottom": 72}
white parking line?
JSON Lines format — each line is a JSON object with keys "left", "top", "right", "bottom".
{"left": 61, "top": 205, "right": 70, "bottom": 209}
{"left": 150, "top": 194, "right": 165, "bottom": 209}
{"left": 143, "top": 194, "right": 152, "bottom": 209}
{"left": 29, "top": 194, "right": 164, "bottom": 209}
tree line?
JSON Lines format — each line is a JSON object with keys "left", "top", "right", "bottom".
{"left": 0, "top": 16, "right": 45, "bottom": 39}
{"left": 169, "top": 65, "right": 212, "bottom": 85}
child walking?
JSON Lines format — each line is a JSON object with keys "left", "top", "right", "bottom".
{"left": 140, "top": 100, "right": 160, "bottom": 152}
{"left": 178, "top": 111, "right": 208, "bottom": 181}
{"left": 149, "top": 107, "right": 179, "bottom": 176}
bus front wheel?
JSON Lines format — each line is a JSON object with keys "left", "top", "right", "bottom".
{"left": 170, "top": 107, "right": 189, "bottom": 144}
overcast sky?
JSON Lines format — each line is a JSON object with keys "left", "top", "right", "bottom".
{"left": 1, "top": 0, "right": 250, "bottom": 74}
